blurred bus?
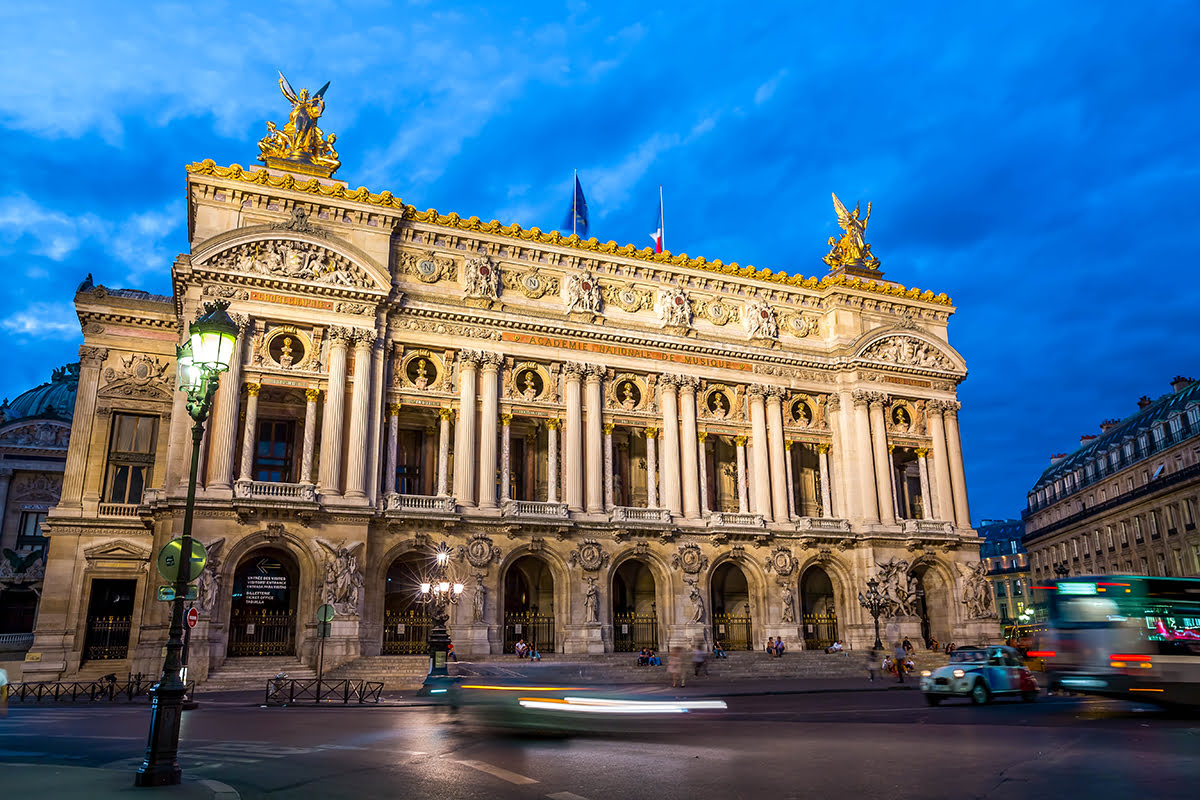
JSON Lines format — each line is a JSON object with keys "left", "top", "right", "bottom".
{"left": 1003, "top": 621, "right": 1049, "bottom": 655}
{"left": 1038, "top": 575, "right": 1200, "bottom": 707}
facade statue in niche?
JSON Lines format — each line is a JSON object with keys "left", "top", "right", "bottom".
{"left": 194, "top": 538, "right": 225, "bottom": 614}
{"left": 656, "top": 286, "right": 692, "bottom": 329}
{"left": 780, "top": 583, "right": 796, "bottom": 624}
{"left": 584, "top": 577, "right": 600, "bottom": 623}
{"left": 316, "top": 539, "right": 365, "bottom": 615}
{"left": 463, "top": 255, "right": 500, "bottom": 300}
{"left": 959, "top": 561, "right": 997, "bottom": 620}
{"left": 686, "top": 579, "right": 705, "bottom": 624}
{"left": 564, "top": 272, "right": 602, "bottom": 315}
{"left": 619, "top": 381, "right": 641, "bottom": 410}
{"left": 472, "top": 575, "right": 487, "bottom": 623}
{"left": 413, "top": 359, "right": 431, "bottom": 390}
{"left": 744, "top": 298, "right": 779, "bottom": 340}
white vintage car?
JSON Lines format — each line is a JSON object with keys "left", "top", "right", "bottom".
{"left": 920, "top": 645, "right": 1040, "bottom": 705}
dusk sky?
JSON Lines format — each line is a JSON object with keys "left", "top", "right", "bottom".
{"left": 1, "top": 2, "right": 1197, "bottom": 526}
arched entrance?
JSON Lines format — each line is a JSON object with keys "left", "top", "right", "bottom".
{"left": 611, "top": 560, "right": 657, "bottom": 651}
{"left": 382, "top": 553, "right": 432, "bottom": 655}
{"left": 910, "top": 562, "right": 951, "bottom": 648}
{"left": 503, "top": 555, "right": 555, "bottom": 653}
{"left": 227, "top": 548, "right": 298, "bottom": 657}
{"left": 710, "top": 562, "right": 752, "bottom": 650}
{"left": 800, "top": 566, "right": 838, "bottom": 650}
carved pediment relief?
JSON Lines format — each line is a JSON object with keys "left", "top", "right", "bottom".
{"left": 196, "top": 228, "right": 388, "bottom": 293}
{"left": 100, "top": 354, "right": 172, "bottom": 401}
{"left": 84, "top": 539, "right": 152, "bottom": 566}
{"left": 0, "top": 422, "right": 70, "bottom": 449}
{"left": 10, "top": 472, "right": 62, "bottom": 502}
{"left": 856, "top": 334, "right": 957, "bottom": 371}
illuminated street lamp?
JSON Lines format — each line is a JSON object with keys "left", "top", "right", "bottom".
{"left": 418, "top": 542, "right": 464, "bottom": 694}
{"left": 136, "top": 301, "right": 238, "bottom": 787}
{"left": 858, "top": 576, "right": 887, "bottom": 651}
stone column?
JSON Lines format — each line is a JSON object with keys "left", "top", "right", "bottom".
{"left": 616, "top": 438, "right": 630, "bottom": 507}
{"left": 748, "top": 387, "right": 773, "bottom": 522}
{"left": 344, "top": 333, "right": 375, "bottom": 500}
{"left": 659, "top": 377, "right": 683, "bottom": 515}
{"left": 0, "top": 469, "right": 13, "bottom": 527}
{"left": 206, "top": 324, "right": 247, "bottom": 494}
{"left": 436, "top": 408, "right": 452, "bottom": 496}
{"left": 735, "top": 435, "right": 749, "bottom": 514}
{"left": 818, "top": 443, "right": 833, "bottom": 517}
{"left": 867, "top": 394, "right": 894, "bottom": 525}
{"left": 237, "top": 383, "right": 261, "bottom": 483}
{"left": 678, "top": 377, "right": 700, "bottom": 519}
{"left": 300, "top": 388, "right": 320, "bottom": 484}
{"left": 697, "top": 431, "right": 710, "bottom": 515}
{"left": 476, "top": 354, "right": 502, "bottom": 509}
{"left": 603, "top": 422, "right": 614, "bottom": 511}
{"left": 524, "top": 431, "right": 538, "bottom": 502}
{"left": 384, "top": 402, "right": 401, "bottom": 494}
{"left": 765, "top": 389, "right": 789, "bottom": 522}
{"left": 584, "top": 366, "right": 605, "bottom": 513}
{"left": 546, "top": 419, "right": 560, "bottom": 503}
{"left": 915, "top": 448, "right": 933, "bottom": 521}
{"left": 850, "top": 391, "right": 879, "bottom": 523}
{"left": 783, "top": 440, "right": 796, "bottom": 520}
{"left": 927, "top": 402, "right": 956, "bottom": 522}
{"left": 318, "top": 329, "right": 350, "bottom": 496}
{"left": 453, "top": 351, "right": 480, "bottom": 506}
{"left": 943, "top": 401, "right": 973, "bottom": 529}
{"left": 500, "top": 413, "right": 513, "bottom": 503}
{"left": 563, "top": 363, "right": 585, "bottom": 512}
{"left": 826, "top": 394, "right": 850, "bottom": 519}
{"left": 60, "top": 346, "right": 107, "bottom": 510}
{"left": 644, "top": 427, "right": 659, "bottom": 508}
{"left": 889, "top": 445, "right": 902, "bottom": 520}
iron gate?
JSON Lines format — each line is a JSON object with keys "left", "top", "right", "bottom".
{"left": 712, "top": 613, "right": 752, "bottom": 650}
{"left": 228, "top": 608, "right": 295, "bottom": 656}
{"left": 382, "top": 609, "right": 432, "bottom": 655}
{"left": 83, "top": 615, "right": 131, "bottom": 662}
{"left": 803, "top": 612, "right": 839, "bottom": 650}
{"left": 503, "top": 612, "right": 555, "bottom": 653}
{"left": 613, "top": 613, "right": 658, "bottom": 652}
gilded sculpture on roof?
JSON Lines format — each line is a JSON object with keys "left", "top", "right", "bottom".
{"left": 824, "top": 193, "right": 881, "bottom": 272}
{"left": 258, "top": 72, "right": 341, "bottom": 178}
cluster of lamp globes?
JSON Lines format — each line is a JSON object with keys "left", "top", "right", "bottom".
{"left": 176, "top": 302, "right": 241, "bottom": 398}
{"left": 420, "top": 548, "right": 465, "bottom": 598}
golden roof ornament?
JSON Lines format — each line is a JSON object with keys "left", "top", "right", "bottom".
{"left": 257, "top": 71, "right": 341, "bottom": 178}
{"left": 823, "top": 192, "right": 882, "bottom": 277}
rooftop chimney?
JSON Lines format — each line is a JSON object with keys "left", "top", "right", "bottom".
{"left": 1137, "top": 395, "right": 1153, "bottom": 410}
{"left": 1171, "top": 376, "right": 1194, "bottom": 393}
{"left": 1080, "top": 434, "right": 1098, "bottom": 449}
{"left": 1049, "top": 453, "right": 1068, "bottom": 465}
{"left": 1098, "top": 418, "right": 1120, "bottom": 433}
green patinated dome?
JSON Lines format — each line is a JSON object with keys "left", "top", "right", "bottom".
{"left": 3, "top": 363, "right": 80, "bottom": 422}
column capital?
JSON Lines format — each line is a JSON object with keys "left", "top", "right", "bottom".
{"left": 79, "top": 345, "right": 109, "bottom": 366}
{"left": 887, "top": 444, "right": 896, "bottom": 453}
{"left": 784, "top": 439, "right": 792, "bottom": 451}
{"left": 826, "top": 393, "right": 841, "bottom": 411}
{"left": 676, "top": 375, "right": 700, "bottom": 392}
{"left": 479, "top": 352, "right": 504, "bottom": 371}
{"left": 501, "top": 413, "right": 513, "bottom": 426}
{"left": 916, "top": 447, "right": 930, "bottom": 457}
{"left": 352, "top": 329, "right": 378, "bottom": 349}
{"left": 458, "top": 349, "right": 484, "bottom": 368}
{"left": 305, "top": 387, "right": 322, "bottom": 402}
{"left": 328, "top": 325, "right": 355, "bottom": 346}
{"left": 546, "top": 417, "right": 560, "bottom": 430}
{"left": 734, "top": 434, "right": 748, "bottom": 446}
{"left": 747, "top": 383, "right": 769, "bottom": 398}
{"left": 246, "top": 382, "right": 261, "bottom": 397}
{"left": 602, "top": 422, "right": 615, "bottom": 434}
{"left": 644, "top": 426, "right": 658, "bottom": 438}
{"left": 438, "top": 407, "right": 454, "bottom": 421}
{"left": 817, "top": 442, "right": 831, "bottom": 454}
{"left": 658, "top": 374, "right": 680, "bottom": 390}
{"left": 387, "top": 402, "right": 403, "bottom": 416}
{"left": 563, "top": 361, "right": 587, "bottom": 380}
{"left": 698, "top": 430, "right": 708, "bottom": 442}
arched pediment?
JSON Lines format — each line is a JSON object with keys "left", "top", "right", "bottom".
{"left": 850, "top": 329, "right": 966, "bottom": 373}
{"left": 191, "top": 223, "right": 390, "bottom": 295}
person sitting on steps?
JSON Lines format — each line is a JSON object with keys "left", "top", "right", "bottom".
{"left": 713, "top": 641, "right": 727, "bottom": 659}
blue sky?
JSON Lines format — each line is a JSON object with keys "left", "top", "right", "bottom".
{"left": 2, "top": 2, "right": 1198, "bottom": 525}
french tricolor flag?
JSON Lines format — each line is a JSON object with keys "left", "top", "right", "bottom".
{"left": 650, "top": 188, "right": 664, "bottom": 253}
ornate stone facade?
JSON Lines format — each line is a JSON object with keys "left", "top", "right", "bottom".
{"left": 22, "top": 117, "right": 993, "bottom": 685}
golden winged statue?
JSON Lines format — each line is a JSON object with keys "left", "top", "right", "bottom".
{"left": 258, "top": 72, "right": 341, "bottom": 178}
{"left": 823, "top": 192, "right": 881, "bottom": 272}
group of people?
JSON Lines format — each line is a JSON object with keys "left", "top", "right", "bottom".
{"left": 665, "top": 643, "right": 713, "bottom": 687}
{"left": 513, "top": 638, "right": 542, "bottom": 660}
{"left": 635, "top": 648, "right": 663, "bottom": 666}
{"left": 765, "top": 637, "right": 787, "bottom": 657}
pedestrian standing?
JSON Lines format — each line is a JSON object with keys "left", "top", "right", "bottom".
{"left": 893, "top": 641, "right": 907, "bottom": 684}
{"left": 668, "top": 646, "right": 685, "bottom": 688}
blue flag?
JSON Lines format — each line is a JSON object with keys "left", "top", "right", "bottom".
{"left": 563, "top": 174, "right": 589, "bottom": 238}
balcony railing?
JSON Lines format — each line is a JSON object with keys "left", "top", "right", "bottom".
{"left": 502, "top": 499, "right": 569, "bottom": 519}
{"left": 707, "top": 512, "right": 765, "bottom": 529}
{"left": 0, "top": 633, "right": 34, "bottom": 649}
{"left": 384, "top": 494, "right": 457, "bottom": 514}
{"left": 901, "top": 519, "right": 955, "bottom": 535}
{"left": 610, "top": 506, "right": 672, "bottom": 524}
{"left": 234, "top": 480, "right": 317, "bottom": 502}
{"left": 98, "top": 503, "right": 140, "bottom": 518}
{"left": 795, "top": 516, "right": 851, "bottom": 532}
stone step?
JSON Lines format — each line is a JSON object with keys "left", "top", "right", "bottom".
{"left": 200, "top": 657, "right": 316, "bottom": 691}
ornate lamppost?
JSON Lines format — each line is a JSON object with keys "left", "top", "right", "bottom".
{"left": 136, "top": 301, "right": 238, "bottom": 787}
{"left": 858, "top": 576, "right": 887, "bottom": 652}
{"left": 418, "top": 542, "right": 464, "bottom": 694}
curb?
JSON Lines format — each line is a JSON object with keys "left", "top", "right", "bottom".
{"left": 199, "top": 778, "right": 242, "bottom": 800}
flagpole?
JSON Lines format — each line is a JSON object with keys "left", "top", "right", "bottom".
{"left": 659, "top": 185, "right": 665, "bottom": 253}
{"left": 573, "top": 169, "right": 578, "bottom": 237}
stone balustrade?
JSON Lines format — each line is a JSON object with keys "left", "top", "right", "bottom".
{"left": 234, "top": 480, "right": 317, "bottom": 503}
{"left": 384, "top": 493, "right": 458, "bottom": 514}
{"left": 707, "top": 512, "right": 766, "bottom": 529}
{"left": 501, "top": 499, "right": 569, "bottom": 519}
{"left": 609, "top": 506, "right": 672, "bottom": 524}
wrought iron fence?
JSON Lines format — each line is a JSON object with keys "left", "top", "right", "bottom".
{"left": 802, "top": 612, "right": 839, "bottom": 650}
{"left": 382, "top": 609, "right": 432, "bottom": 655}
{"left": 612, "top": 613, "right": 658, "bottom": 652}
{"left": 82, "top": 615, "right": 132, "bottom": 662}
{"left": 503, "top": 612, "right": 555, "bottom": 653}
{"left": 263, "top": 677, "right": 384, "bottom": 706}
{"left": 228, "top": 608, "right": 295, "bottom": 657}
{"left": 9, "top": 676, "right": 194, "bottom": 703}
{"left": 712, "top": 614, "right": 753, "bottom": 651}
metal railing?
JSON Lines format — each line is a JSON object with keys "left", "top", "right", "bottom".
{"left": 263, "top": 677, "right": 384, "bottom": 706}
{"left": 228, "top": 609, "right": 295, "bottom": 657}
{"left": 8, "top": 676, "right": 194, "bottom": 704}
{"left": 503, "top": 612, "right": 555, "bottom": 653}
{"left": 83, "top": 615, "right": 132, "bottom": 662}
{"left": 234, "top": 480, "right": 316, "bottom": 502}
{"left": 613, "top": 612, "right": 659, "bottom": 652}
{"left": 802, "top": 613, "right": 839, "bottom": 651}
{"left": 97, "top": 503, "right": 139, "bottom": 518}
{"left": 382, "top": 609, "right": 432, "bottom": 655}
{"left": 712, "top": 614, "right": 753, "bottom": 650}
{"left": 0, "top": 632, "right": 34, "bottom": 648}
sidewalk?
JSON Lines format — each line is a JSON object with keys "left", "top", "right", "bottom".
{"left": 5, "top": 764, "right": 239, "bottom": 799}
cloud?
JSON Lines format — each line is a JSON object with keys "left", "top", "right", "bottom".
{"left": 1, "top": 302, "right": 80, "bottom": 340}
{"left": 0, "top": 195, "right": 103, "bottom": 262}
{"left": 754, "top": 70, "right": 786, "bottom": 105}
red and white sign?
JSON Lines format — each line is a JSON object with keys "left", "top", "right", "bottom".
{"left": 186, "top": 607, "right": 200, "bottom": 629}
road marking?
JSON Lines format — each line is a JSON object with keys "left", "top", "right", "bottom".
{"left": 547, "top": 793, "right": 592, "bottom": 800}
{"left": 455, "top": 758, "right": 539, "bottom": 785}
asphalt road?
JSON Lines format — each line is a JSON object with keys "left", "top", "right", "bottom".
{"left": 3, "top": 689, "right": 1199, "bottom": 800}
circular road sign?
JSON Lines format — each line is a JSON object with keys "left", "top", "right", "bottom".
{"left": 156, "top": 538, "right": 207, "bottom": 583}
{"left": 186, "top": 607, "right": 200, "bottom": 628}
{"left": 317, "top": 604, "right": 336, "bottom": 623}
